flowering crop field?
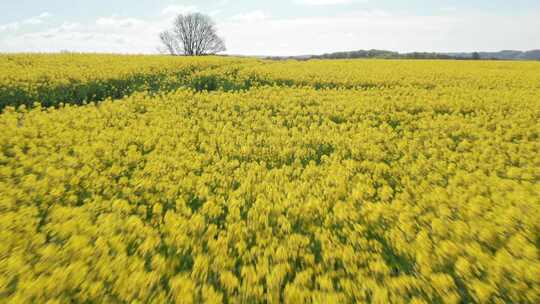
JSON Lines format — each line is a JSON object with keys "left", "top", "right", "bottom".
{"left": 1, "top": 55, "right": 539, "bottom": 303}
{"left": 0, "top": 54, "right": 249, "bottom": 109}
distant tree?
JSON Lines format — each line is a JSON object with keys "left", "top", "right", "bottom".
{"left": 159, "top": 13, "right": 226, "bottom": 56}
{"left": 472, "top": 52, "right": 481, "bottom": 60}
{"left": 159, "top": 31, "right": 178, "bottom": 56}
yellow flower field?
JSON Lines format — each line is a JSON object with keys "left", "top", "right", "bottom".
{"left": 0, "top": 56, "right": 539, "bottom": 303}
{"left": 0, "top": 54, "right": 248, "bottom": 109}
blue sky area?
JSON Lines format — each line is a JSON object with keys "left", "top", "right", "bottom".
{"left": 1, "top": 0, "right": 539, "bottom": 55}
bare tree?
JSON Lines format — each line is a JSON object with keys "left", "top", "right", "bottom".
{"left": 159, "top": 13, "right": 226, "bottom": 56}
{"left": 159, "top": 31, "right": 179, "bottom": 55}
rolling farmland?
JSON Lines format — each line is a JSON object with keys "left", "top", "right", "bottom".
{"left": 1, "top": 54, "right": 539, "bottom": 303}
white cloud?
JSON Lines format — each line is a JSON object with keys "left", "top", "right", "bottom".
{"left": 23, "top": 17, "right": 45, "bottom": 25}
{"left": 57, "top": 22, "right": 82, "bottom": 32}
{"left": 296, "top": 0, "right": 363, "bottom": 5}
{"left": 219, "top": 10, "right": 540, "bottom": 56}
{"left": 2, "top": 6, "right": 539, "bottom": 56}
{"left": 96, "top": 16, "right": 143, "bottom": 28}
{"left": 440, "top": 7, "right": 457, "bottom": 12}
{"left": 24, "top": 12, "right": 52, "bottom": 24}
{"left": 161, "top": 5, "right": 198, "bottom": 16}
{"left": 0, "top": 22, "right": 20, "bottom": 32}
{"left": 208, "top": 10, "right": 222, "bottom": 17}
{"left": 0, "top": 12, "right": 51, "bottom": 31}
{"left": 231, "top": 10, "right": 267, "bottom": 22}
{"left": 39, "top": 12, "right": 52, "bottom": 18}
{"left": 1, "top": 16, "right": 163, "bottom": 54}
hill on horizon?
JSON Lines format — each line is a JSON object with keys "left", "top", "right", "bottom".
{"left": 265, "top": 49, "right": 540, "bottom": 61}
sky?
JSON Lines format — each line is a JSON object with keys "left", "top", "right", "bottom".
{"left": 1, "top": 0, "right": 539, "bottom": 56}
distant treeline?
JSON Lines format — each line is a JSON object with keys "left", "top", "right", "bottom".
{"left": 266, "top": 49, "right": 540, "bottom": 61}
